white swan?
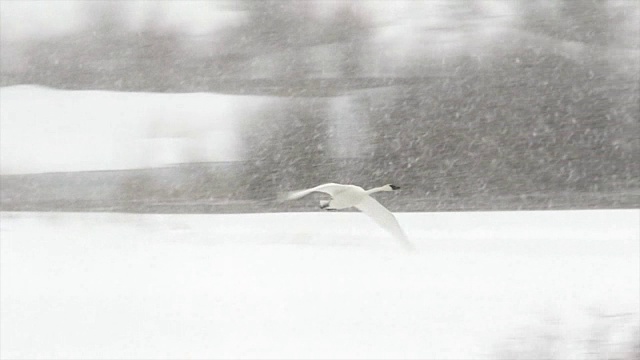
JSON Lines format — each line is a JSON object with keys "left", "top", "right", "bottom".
{"left": 281, "top": 183, "right": 415, "bottom": 250}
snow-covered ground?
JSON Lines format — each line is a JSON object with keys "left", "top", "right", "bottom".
{"left": 0, "top": 85, "right": 381, "bottom": 175}
{"left": 0, "top": 85, "right": 276, "bottom": 174}
{"left": 1, "top": 209, "right": 638, "bottom": 359}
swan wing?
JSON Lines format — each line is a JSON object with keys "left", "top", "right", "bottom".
{"left": 355, "top": 196, "right": 415, "bottom": 251}
{"left": 279, "top": 183, "right": 345, "bottom": 201}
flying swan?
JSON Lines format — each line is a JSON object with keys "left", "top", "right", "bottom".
{"left": 280, "top": 183, "right": 415, "bottom": 250}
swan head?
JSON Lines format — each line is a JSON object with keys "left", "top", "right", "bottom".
{"left": 388, "top": 184, "right": 400, "bottom": 191}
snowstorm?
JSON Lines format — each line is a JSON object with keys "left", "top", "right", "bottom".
{"left": 1, "top": 1, "right": 639, "bottom": 359}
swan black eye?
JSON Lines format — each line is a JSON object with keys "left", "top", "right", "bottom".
{"left": 390, "top": 184, "right": 400, "bottom": 190}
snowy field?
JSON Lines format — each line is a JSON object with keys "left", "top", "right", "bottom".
{"left": 1, "top": 209, "right": 638, "bottom": 359}
{"left": 0, "top": 85, "right": 274, "bottom": 174}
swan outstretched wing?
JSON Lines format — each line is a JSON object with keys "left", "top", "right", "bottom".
{"left": 279, "top": 183, "right": 345, "bottom": 201}
{"left": 355, "top": 196, "right": 415, "bottom": 251}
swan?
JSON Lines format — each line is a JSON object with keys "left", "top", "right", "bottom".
{"left": 280, "top": 183, "right": 415, "bottom": 250}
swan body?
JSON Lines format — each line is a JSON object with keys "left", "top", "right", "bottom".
{"left": 281, "top": 183, "right": 414, "bottom": 250}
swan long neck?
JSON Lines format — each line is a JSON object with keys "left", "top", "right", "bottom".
{"left": 365, "top": 185, "right": 392, "bottom": 194}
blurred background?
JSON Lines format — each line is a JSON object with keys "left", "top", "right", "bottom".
{"left": 1, "top": 0, "right": 638, "bottom": 212}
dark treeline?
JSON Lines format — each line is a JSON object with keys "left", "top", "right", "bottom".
{"left": 1, "top": 1, "right": 638, "bottom": 212}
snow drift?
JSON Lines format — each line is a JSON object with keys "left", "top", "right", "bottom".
{"left": 1, "top": 209, "right": 638, "bottom": 359}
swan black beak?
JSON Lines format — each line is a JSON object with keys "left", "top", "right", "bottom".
{"left": 390, "top": 184, "right": 400, "bottom": 190}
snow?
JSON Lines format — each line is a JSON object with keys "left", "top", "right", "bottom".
{"left": 0, "top": 85, "right": 274, "bottom": 174}
{"left": 1, "top": 209, "right": 638, "bottom": 359}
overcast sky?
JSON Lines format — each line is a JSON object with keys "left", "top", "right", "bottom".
{"left": 0, "top": 1, "right": 522, "bottom": 41}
